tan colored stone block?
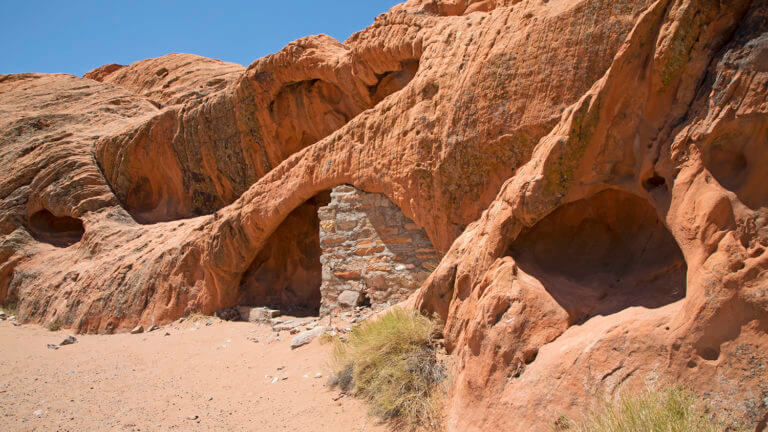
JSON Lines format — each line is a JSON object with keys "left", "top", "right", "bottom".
{"left": 334, "top": 270, "right": 361, "bottom": 279}
{"left": 366, "top": 265, "right": 392, "bottom": 272}
{"left": 382, "top": 236, "right": 413, "bottom": 244}
{"left": 355, "top": 246, "right": 386, "bottom": 256}
{"left": 320, "top": 236, "right": 345, "bottom": 246}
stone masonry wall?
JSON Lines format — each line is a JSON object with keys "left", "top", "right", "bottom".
{"left": 318, "top": 185, "right": 441, "bottom": 314}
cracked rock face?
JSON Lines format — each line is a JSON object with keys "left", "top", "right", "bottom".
{"left": 1, "top": 0, "right": 766, "bottom": 429}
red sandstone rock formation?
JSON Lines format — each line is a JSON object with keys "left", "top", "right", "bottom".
{"left": 1, "top": 0, "right": 766, "bottom": 429}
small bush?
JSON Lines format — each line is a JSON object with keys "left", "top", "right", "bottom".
{"left": 186, "top": 311, "right": 209, "bottom": 322}
{"left": 556, "top": 385, "right": 739, "bottom": 432}
{"left": 0, "top": 301, "right": 18, "bottom": 316}
{"left": 47, "top": 319, "right": 61, "bottom": 332}
{"left": 330, "top": 307, "right": 446, "bottom": 430}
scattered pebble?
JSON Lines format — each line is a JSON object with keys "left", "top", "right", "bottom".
{"left": 205, "top": 320, "right": 213, "bottom": 326}
{"left": 187, "top": 415, "right": 198, "bottom": 420}
{"left": 164, "top": 332, "right": 171, "bottom": 336}
{"left": 290, "top": 326, "right": 326, "bottom": 349}
{"left": 46, "top": 344, "right": 59, "bottom": 350}
{"left": 130, "top": 325, "right": 143, "bottom": 334}
{"left": 314, "top": 373, "right": 323, "bottom": 378}
{"left": 147, "top": 324, "right": 159, "bottom": 332}
{"left": 33, "top": 409, "right": 43, "bottom": 416}
{"left": 271, "top": 377, "right": 279, "bottom": 384}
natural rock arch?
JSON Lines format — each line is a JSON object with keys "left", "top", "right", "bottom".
{"left": 236, "top": 191, "right": 331, "bottom": 315}
{"left": 233, "top": 184, "right": 440, "bottom": 316}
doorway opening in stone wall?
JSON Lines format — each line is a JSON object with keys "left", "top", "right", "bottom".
{"left": 236, "top": 191, "right": 332, "bottom": 317}
{"left": 237, "top": 184, "right": 443, "bottom": 319}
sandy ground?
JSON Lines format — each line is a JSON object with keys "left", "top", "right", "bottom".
{"left": 0, "top": 317, "right": 387, "bottom": 432}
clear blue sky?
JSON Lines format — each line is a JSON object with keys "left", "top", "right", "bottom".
{"left": 0, "top": 0, "right": 402, "bottom": 76}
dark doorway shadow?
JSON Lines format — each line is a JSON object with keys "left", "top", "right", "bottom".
{"left": 237, "top": 191, "right": 332, "bottom": 316}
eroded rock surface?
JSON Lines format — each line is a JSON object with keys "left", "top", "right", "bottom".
{"left": 1, "top": 0, "right": 766, "bottom": 429}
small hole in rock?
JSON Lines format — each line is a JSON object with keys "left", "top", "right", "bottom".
{"left": 698, "top": 347, "right": 720, "bottom": 361}
{"left": 360, "top": 293, "right": 372, "bottom": 308}
{"left": 27, "top": 209, "right": 84, "bottom": 247}
{"left": 643, "top": 175, "right": 666, "bottom": 191}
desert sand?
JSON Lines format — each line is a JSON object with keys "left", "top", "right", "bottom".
{"left": 0, "top": 318, "right": 385, "bottom": 432}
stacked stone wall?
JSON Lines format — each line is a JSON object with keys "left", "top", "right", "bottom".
{"left": 318, "top": 185, "right": 440, "bottom": 314}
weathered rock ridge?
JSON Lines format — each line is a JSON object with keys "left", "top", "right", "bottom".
{"left": 1, "top": 0, "right": 766, "bottom": 429}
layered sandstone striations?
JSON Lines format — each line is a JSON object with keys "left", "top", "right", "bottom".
{"left": 1, "top": 0, "right": 766, "bottom": 429}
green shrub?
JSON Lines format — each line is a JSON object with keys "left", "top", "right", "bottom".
{"left": 47, "top": 319, "right": 61, "bottom": 331}
{"left": 556, "top": 385, "right": 739, "bottom": 432}
{"left": 330, "top": 307, "right": 446, "bottom": 430}
{"left": 0, "top": 301, "right": 18, "bottom": 316}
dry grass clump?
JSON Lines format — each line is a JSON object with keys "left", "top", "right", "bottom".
{"left": 0, "top": 301, "right": 18, "bottom": 316}
{"left": 330, "top": 307, "right": 446, "bottom": 431}
{"left": 186, "top": 311, "right": 209, "bottom": 322}
{"left": 47, "top": 319, "right": 61, "bottom": 331}
{"left": 555, "top": 385, "right": 740, "bottom": 432}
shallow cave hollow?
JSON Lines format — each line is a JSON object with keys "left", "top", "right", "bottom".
{"left": 699, "top": 119, "right": 768, "bottom": 210}
{"left": 237, "top": 191, "right": 332, "bottom": 317}
{"left": 506, "top": 189, "right": 687, "bottom": 325}
{"left": 27, "top": 209, "right": 85, "bottom": 248}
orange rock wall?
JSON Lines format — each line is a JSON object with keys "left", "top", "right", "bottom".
{"left": 1, "top": 0, "right": 766, "bottom": 429}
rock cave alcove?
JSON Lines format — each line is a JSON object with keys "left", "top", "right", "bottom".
{"left": 507, "top": 189, "right": 687, "bottom": 324}
{"left": 236, "top": 185, "right": 441, "bottom": 318}
{"left": 237, "top": 191, "right": 332, "bottom": 316}
{"left": 27, "top": 209, "right": 85, "bottom": 248}
{"left": 268, "top": 59, "right": 421, "bottom": 160}
{"left": 698, "top": 119, "right": 768, "bottom": 210}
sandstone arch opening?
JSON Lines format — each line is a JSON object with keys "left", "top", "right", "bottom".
{"left": 268, "top": 59, "right": 420, "bottom": 159}
{"left": 237, "top": 192, "right": 332, "bottom": 316}
{"left": 368, "top": 60, "right": 420, "bottom": 105}
{"left": 507, "top": 189, "right": 687, "bottom": 324}
{"left": 268, "top": 80, "right": 363, "bottom": 159}
{"left": 237, "top": 185, "right": 441, "bottom": 317}
{"left": 27, "top": 209, "right": 85, "bottom": 248}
